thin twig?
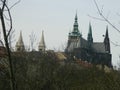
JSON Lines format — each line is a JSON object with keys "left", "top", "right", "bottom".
{"left": 0, "top": 0, "right": 12, "bottom": 37}
{"left": 110, "top": 40, "right": 120, "bottom": 47}
{"left": 1, "top": 0, "right": 6, "bottom": 11}
{"left": 88, "top": 14, "right": 105, "bottom": 21}
{"left": 94, "top": 0, "right": 120, "bottom": 33}
{"left": 9, "top": 0, "right": 21, "bottom": 10}
{"left": 4, "top": 3, "right": 12, "bottom": 37}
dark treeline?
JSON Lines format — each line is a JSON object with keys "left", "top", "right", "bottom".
{"left": 0, "top": 52, "right": 120, "bottom": 90}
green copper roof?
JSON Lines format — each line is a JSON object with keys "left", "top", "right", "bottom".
{"left": 69, "top": 13, "right": 81, "bottom": 37}
{"left": 73, "top": 13, "right": 79, "bottom": 32}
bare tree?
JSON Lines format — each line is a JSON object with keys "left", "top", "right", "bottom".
{"left": 8, "top": 29, "right": 15, "bottom": 51}
{"left": 60, "top": 41, "right": 67, "bottom": 52}
{"left": 0, "top": 0, "right": 20, "bottom": 90}
{"left": 29, "top": 31, "right": 36, "bottom": 51}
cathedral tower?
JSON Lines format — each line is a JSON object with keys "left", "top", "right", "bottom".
{"left": 15, "top": 31, "right": 25, "bottom": 51}
{"left": 66, "top": 13, "right": 82, "bottom": 52}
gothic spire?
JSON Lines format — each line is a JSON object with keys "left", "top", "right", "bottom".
{"left": 73, "top": 13, "right": 79, "bottom": 33}
{"left": 105, "top": 25, "right": 109, "bottom": 38}
{"left": 38, "top": 31, "right": 46, "bottom": 52}
{"left": 15, "top": 31, "right": 25, "bottom": 51}
{"left": 87, "top": 22, "right": 93, "bottom": 43}
{"left": 68, "top": 13, "right": 81, "bottom": 37}
{"left": 104, "top": 26, "right": 110, "bottom": 53}
{"left": 75, "top": 12, "right": 78, "bottom": 22}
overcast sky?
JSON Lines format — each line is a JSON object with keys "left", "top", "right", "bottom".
{"left": 4, "top": 0, "right": 120, "bottom": 67}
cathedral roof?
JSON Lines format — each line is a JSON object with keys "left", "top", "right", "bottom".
{"left": 92, "top": 43, "right": 106, "bottom": 53}
{"left": 67, "top": 37, "right": 107, "bottom": 53}
{"left": 77, "top": 37, "right": 88, "bottom": 49}
{"left": 81, "top": 38, "right": 88, "bottom": 48}
{"left": 67, "top": 36, "right": 88, "bottom": 52}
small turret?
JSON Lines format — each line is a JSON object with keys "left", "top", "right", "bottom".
{"left": 87, "top": 22, "right": 93, "bottom": 48}
{"left": 15, "top": 31, "right": 25, "bottom": 52}
{"left": 104, "top": 26, "right": 110, "bottom": 53}
{"left": 38, "top": 31, "right": 46, "bottom": 52}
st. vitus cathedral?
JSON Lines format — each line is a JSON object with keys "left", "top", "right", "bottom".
{"left": 65, "top": 14, "right": 112, "bottom": 68}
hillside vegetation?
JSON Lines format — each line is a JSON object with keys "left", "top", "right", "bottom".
{"left": 0, "top": 52, "right": 120, "bottom": 90}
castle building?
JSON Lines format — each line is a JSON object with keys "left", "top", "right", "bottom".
{"left": 15, "top": 31, "right": 25, "bottom": 52}
{"left": 65, "top": 14, "right": 112, "bottom": 68}
{"left": 38, "top": 31, "right": 46, "bottom": 52}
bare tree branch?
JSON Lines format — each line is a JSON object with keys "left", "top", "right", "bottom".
{"left": 3, "top": 0, "right": 21, "bottom": 37}
{"left": 110, "top": 40, "right": 120, "bottom": 47}
{"left": 106, "top": 11, "right": 111, "bottom": 20}
{"left": 0, "top": 0, "right": 12, "bottom": 37}
{"left": 9, "top": 0, "right": 21, "bottom": 10}
{"left": 29, "top": 31, "right": 36, "bottom": 51}
{"left": 5, "top": 4, "right": 12, "bottom": 37}
{"left": 94, "top": 0, "right": 120, "bottom": 33}
{"left": 1, "top": 0, "right": 6, "bottom": 11}
{"left": 88, "top": 14, "right": 105, "bottom": 21}
{"left": 8, "top": 29, "right": 15, "bottom": 50}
